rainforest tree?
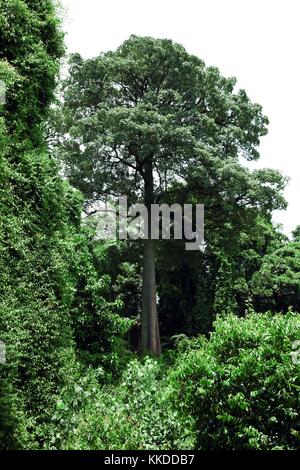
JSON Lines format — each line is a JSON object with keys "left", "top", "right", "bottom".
{"left": 54, "top": 35, "right": 279, "bottom": 355}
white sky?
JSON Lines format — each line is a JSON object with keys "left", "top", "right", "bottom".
{"left": 61, "top": 0, "right": 300, "bottom": 236}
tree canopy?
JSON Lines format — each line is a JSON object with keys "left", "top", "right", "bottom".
{"left": 53, "top": 35, "right": 286, "bottom": 355}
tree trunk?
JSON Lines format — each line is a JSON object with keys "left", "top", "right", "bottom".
{"left": 141, "top": 160, "right": 161, "bottom": 356}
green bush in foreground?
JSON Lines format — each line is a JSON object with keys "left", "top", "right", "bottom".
{"left": 48, "top": 312, "right": 300, "bottom": 450}
{"left": 49, "top": 358, "right": 193, "bottom": 450}
{"left": 170, "top": 312, "right": 300, "bottom": 450}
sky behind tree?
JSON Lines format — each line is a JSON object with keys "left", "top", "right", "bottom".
{"left": 61, "top": 0, "right": 300, "bottom": 236}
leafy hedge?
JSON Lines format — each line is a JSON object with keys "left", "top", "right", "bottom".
{"left": 0, "top": 0, "right": 127, "bottom": 449}
{"left": 48, "top": 357, "right": 193, "bottom": 450}
{"left": 170, "top": 312, "right": 300, "bottom": 450}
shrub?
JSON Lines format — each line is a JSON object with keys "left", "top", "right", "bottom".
{"left": 49, "top": 358, "right": 194, "bottom": 450}
{"left": 169, "top": 312, "right": 300, "bottom": 450}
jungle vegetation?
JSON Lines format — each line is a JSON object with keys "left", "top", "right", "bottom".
{"left": 0, "top": 0, "right": 300, "bottom": 450}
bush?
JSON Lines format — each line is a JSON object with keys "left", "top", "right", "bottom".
{"left": 49, "top": 358, "right": 194, "bottom": 450}
{"left": 169, "top": 312, "right": 300, "bottom": 450}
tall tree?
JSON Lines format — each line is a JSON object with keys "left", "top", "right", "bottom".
{"left": 55, "top": 36, "right": 274, "bottom": 355}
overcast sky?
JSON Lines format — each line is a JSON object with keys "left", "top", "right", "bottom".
{"left": 61, "top": 0, "right": 299, "bottom": 236}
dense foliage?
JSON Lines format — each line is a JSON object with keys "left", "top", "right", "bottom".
{"left": 170, "top": 313, "right": 300, "bottom": 450}
{"left": 0, "top": 0, "right": 126, "bottom": 449}
{"left": 1, "top": 0, "right": 300, "bottom": 452}
{"left": 41, "top": 313, "right": 300, "bottom": 451}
